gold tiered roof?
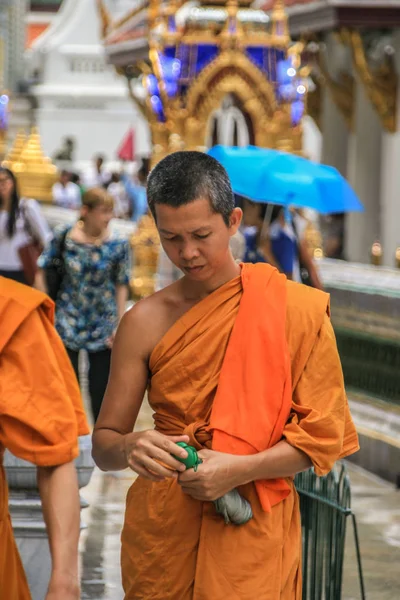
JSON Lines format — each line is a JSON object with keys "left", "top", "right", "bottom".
{"left": 2, "top": 127, "right": 57, "bottom": 202}
{"left": 2, "top": 130, "right": 27, "bottom": 169}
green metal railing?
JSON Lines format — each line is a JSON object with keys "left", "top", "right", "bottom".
{"left": 295, "top": 464, "right": 365, "bottom": 600}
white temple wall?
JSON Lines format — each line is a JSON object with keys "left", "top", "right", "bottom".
{"left": 28, "top": 0, "right": 150, "bottom": 164}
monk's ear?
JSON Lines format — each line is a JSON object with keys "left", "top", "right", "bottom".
{"left": 229, "top": 207, "right": 242, "bottom": 233}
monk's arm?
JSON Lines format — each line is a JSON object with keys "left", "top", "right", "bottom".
{"left": 240, "top": 441, "right": 312, "bottom": 484}
{"left": 34, "top": 268, "right": 48, "bottom": 293}
{"left": 92, "top": 308, "right": 149, "bottom": 471}
{"left": 92, "top": 304, "right": 189, "bottom": 476}
{"left": 37, "top": 463, "right": 80, "bottom": 597}
{"left": 180, "top": 443, "right": 310, "bottom": 502}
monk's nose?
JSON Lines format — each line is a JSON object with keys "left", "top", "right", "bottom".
{"left": 180, "top": 242, "right": 200, "bottom": 261}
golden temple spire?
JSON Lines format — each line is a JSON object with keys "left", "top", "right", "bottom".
{"left": 12, "top": 127, "right": 57, "bottom": 202}
{"left": 2, "top": 129, "right": 27, "bottom": 169}
{"left": 271, "top": 0, "right": 290, "bottom": 47}
{"left": 17, "top": 127, "right": 52, "bottom": 168}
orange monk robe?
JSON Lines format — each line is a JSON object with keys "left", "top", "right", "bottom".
{"left": 0, "top": 277, "right": 89, "bottom": 600}
{"left": 121, "top": 264, "right": 359, "bottom": 600}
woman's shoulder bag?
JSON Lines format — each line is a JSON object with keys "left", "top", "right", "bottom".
{"left": 45, "top": 228, "right": 69, "bottom": 301}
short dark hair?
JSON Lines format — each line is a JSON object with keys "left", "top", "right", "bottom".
{"left": 147, "top": 151, "right": 234, "bottom": 226}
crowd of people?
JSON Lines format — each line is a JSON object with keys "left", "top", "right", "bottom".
{"left": 51, "top": 154, "right": 149, "bottom": 223}
{"left": 0, "top": 161, "right": 131, "bottom": 424}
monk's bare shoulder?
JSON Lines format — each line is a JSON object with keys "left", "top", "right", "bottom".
{"left": 120, "top": 281, "right": 184, "bottom": 360}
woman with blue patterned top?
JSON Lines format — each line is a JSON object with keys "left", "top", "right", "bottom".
{"left": 36, "top": 188, "right": 130, "bottom": 422}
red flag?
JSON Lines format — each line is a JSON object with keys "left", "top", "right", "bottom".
{"left": 117, "top": 128, "right": 135, "bottom": 161}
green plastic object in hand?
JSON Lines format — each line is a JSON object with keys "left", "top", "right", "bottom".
{"left": 173, "top": 442, "right": 203, "bottom": 472}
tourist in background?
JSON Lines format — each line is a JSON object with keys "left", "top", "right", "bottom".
{"left": 70, "top": 172, "right": 85, "bottom": 197}
{"left": 35, "top": 187, "right": 130, "bottom": 423}
{"left": 0, "top": 167, "right": 51, "bottom": 285}
{"left": 241, "top": 199, "right": 280, "bottom": 266}
{"left": 52, "top": 169, "right": 82, "bottom": 209}
{"left": 269, "top": 207, "right": 323, "bottom": 289}
{"left": 83, "top": 154, "right": 111, "bottom": 189}
{"left": 107, "top": 172, "right": 130, "bottom": 219}
{"left": 121, "top": 163, "right": 148, "bottom": 222}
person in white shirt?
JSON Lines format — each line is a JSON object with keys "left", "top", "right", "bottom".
{"left": 83, "top": 155, "right": 111, "bottom": 190}
{"left": 52, "top": 170, "right": 82, "bottom": 209}
{"left": 107, "top": 173, "right": 130, "bottom": 219}
{"left": 0, "top": 167, "right": 52, "bottom": 284}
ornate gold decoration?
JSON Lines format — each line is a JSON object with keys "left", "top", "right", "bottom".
{"left": 220, "top": 1, "right": 243, "bottom": 50}
{"left": 304, "top": 219, "right": 324, "bottom": 259}
{"left": 395, "top": 247, "right": 400, "bottom": 269}
{"left": 112, "top": 0, "right": 148, "bottom": 34}
{"left": 103, "top": 0, "right": 312, "bottom": 297}
{"left": 270, "top": 0, "right": 290, "bottom": 48}
{"left": 316, "top": 48, "right": 355, "bottom": 131}
{"left": 96, "top": 0, "right": 112, "bottom": 38}
{"left": 347, "top": 29, "right": 397, "bottom": 133}
{"left": 10, "top": 127, "right": 57, "bottom": 203}
{"left": 184, "top": 51, "right": 278, "bottom": 149}
{"left": 371, "top": 240, "right": 383, "bottom": 266}
{"left": 2, "top": 129, "right": 26, "bottom": 168}
{"left": 130, "top": 214, "right": 160, "bottom": 298}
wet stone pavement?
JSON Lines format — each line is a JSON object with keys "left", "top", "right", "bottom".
{"left": 80, "top": 401, "right": 400, "bottom": 600}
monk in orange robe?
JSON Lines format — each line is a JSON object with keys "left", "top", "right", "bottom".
{"left": 92, "top": 151, "right": 359, "bottom": 600}
{"left": 0, "top": 277, "right": 89, "bottom": 599}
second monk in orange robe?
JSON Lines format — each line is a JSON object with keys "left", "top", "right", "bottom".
{"left": 0, "top": 277, "right": 89, "bottom": 599}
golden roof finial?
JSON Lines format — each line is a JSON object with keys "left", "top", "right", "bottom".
{"left": 97, "top": 0, "right": 113, "bottom": 38}
{"left": 12, "top": 127, "right": 57, "bottom": 202}
{"left": 271, "top": 0, "right": 290, "bottom": 47}
{"left": 16, "top": 126, "right": 55, "bottom": 172}
{"left": 2, "top": 129, "right": 27, "bottom": 169}
{"left": 220, "top": 0, "right": 243, "bottom": 49}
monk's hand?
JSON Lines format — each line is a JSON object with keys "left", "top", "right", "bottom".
{"left": 178, "top": 449, "right": 248, "bottom": 501}
{"left": 124, "top": 430, "right": 190, "bottom": 482}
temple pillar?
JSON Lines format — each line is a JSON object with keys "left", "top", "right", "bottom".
{"left": 380, "top": 129, "right": 400, "bottom": 267}
{"left": 345, "top": 78, "right": 382, "bottom": 263}
{"left": 321, "top": 88, "right": 349, "bottom": 177}
{"left": 380, "top": 32, "right": 400, "bottom": 267}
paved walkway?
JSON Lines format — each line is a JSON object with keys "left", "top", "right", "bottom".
{"left": 79, "top": 402, "right": 400, "bottom": 599}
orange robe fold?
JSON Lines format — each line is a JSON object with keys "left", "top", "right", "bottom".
{"left": 121, "top": 264, "right": 359, "bottom": 600}
{"left": 0, "top": 277, "right": 89, "bottom": 600}
{"left": 211, "top": 264, "right": 293, "bottom": 511}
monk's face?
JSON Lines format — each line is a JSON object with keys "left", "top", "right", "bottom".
{"left": 156, "top": 198, "right": 242, "bottom": 281}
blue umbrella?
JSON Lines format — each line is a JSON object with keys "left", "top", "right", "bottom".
{"left": 207, "top": 145, "right": 364, "bottom": 214}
